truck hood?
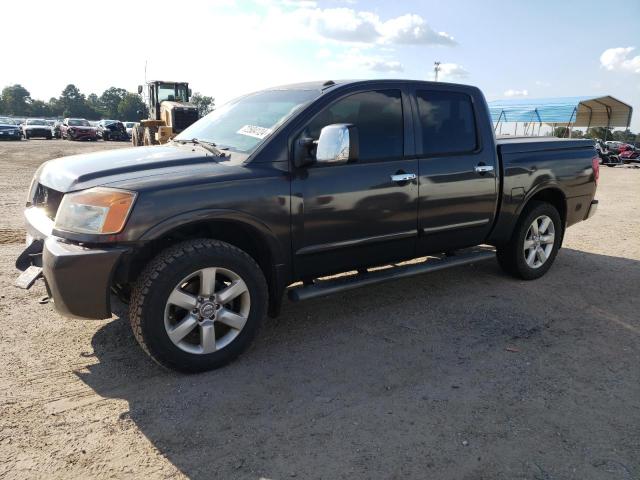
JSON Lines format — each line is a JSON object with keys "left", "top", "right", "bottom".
{"left": 38, "top": 145, "right": 224, "bottom": 192}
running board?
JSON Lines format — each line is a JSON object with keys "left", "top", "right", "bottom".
{"left": 288, "top": 249, "right": 496, "bottom": 302}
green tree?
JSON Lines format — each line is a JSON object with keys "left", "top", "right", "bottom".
{"left": 29, "top": 99, "right": 52, "bottom": 117}
{"left": 117, "top": 93, "right": 148, "bottom": 121}
{"left": 585, "top": 127, "right": 613, "bottom": 140}
{"left": 58, "top": 84, "right": 100, "bottom": 119}
{"left": 100, "top": 87, "right": 128, "bottom": 118}
{"left": 612, "top": 129, "right": 636, "bottom": 143}
{"left": 86, "top": 93, "right": 103, "bottom": 116}
{"left": 1, "top": 84, "right": 31, "bottom": 116}
{"left": 191, "top": 92, "right": 215, "bottom": 117}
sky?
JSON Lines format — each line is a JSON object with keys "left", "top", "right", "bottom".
{"left": 2, "top": 0, "right": 639, "bottom": 130}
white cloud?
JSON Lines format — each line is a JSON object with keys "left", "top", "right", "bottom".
{"left": 294, "top": 7, "right": 457, "bottom": 46}
{"left": 378, "top": 14, "right": 456, "bottom": 46}
{"left": 367, "top": 60, "right": 404, "bottom": 72}
{"left": 600, "top": 47, "right": 640, "bottom": 73}
{"left": 327, "top": 48, "right": 404, "bottom": 73}
{"left": 429, "top": 63, "right": 469, "bottom": 81}
{"left": 504, "top": 89, "right": 529, "bottom": 97}
{"left": 535, "top": 80, "right": 551, "bottom": 87}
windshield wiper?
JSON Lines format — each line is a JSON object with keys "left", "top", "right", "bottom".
{"left": 174, "top": 138, "right": 226, "bottom": 157}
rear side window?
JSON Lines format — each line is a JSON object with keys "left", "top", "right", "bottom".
{"left": 416, "top": 90, "right": 477, "bottom": 155}
{"left": 304, "top": 90, "right": 403, "bottom": 161}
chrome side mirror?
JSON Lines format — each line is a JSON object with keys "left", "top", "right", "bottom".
{"left": 315, "top": 124, "right": 359, "bottom": 165}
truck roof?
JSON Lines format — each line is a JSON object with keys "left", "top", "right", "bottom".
{"left": 266, "top": 79, "right": 476, "bottom": 93}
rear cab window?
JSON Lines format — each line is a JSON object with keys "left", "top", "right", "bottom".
{"left": 415, "top": 90, "right": 478, "bottom": 155}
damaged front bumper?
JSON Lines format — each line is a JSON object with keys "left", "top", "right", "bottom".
{"left": 16, "top": 207, "right": 128, "bottom": 319}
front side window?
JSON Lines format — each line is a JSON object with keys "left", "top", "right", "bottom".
{"left": 416, "top": 90, "right": 477, "bottom": 155}
{"left": 303, "top": 90, "right": 403, "bottom": 161}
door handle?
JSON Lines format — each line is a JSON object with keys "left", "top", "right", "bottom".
{"left": 474, "top": 164, "right": 494, "bottom": 173}
{"left": 390, "top": 173, "right": 417, "bottom": 182}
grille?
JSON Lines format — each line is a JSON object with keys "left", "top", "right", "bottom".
{"left": 172, "top": 108, "right": 199, "bottom": 132}
{"left": 33, "top": 183, "right": 64, "bottom": 219}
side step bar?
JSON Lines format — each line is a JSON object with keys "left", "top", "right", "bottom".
{"left": 288, "top": 249, "right": 496, "bottom": 302}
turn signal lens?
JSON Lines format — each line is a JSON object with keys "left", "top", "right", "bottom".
{"left": 55, "top": 187, "right": 137, "bottom": 235}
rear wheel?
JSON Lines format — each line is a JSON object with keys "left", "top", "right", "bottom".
{"left": 143, "top": 126, "right": 158, "bottom": 146}
{"left": 129, "top": 239, "right": 268, "bottom": 372}
{"left": 497, "top": 201, "right": 562, "bottom": 280}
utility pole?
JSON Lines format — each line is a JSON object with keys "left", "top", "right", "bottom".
{"left": 434, "top": 61, "right": 441, "bottom": 82}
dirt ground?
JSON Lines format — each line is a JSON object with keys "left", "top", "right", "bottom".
{"left": 0, "top": 139, "right": 638, "bottom": 480}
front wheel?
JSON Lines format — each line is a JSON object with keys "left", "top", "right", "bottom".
{"left": 129, "top": 239, "right": 268, "bottom": 372}
{"left": 497, "top": 201, "right": 563, "bottom": 280}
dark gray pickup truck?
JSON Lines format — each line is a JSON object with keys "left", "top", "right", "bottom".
{"left": 16, "top": 80, "right": 599, "bottom": 372}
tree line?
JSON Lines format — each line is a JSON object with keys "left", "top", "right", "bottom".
{"left": 553, "top": 126, "right": 639, "bottom": 143}
{"left": 0, "top": 84, "right": 215, "bottom": 121}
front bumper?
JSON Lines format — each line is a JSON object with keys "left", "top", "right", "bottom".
{"left": 17, "top": 207, "right": 128, "bottom": 319}
{"left": 42, "top": 238, "right": 127, "bottom": 319}
{"left": 68, "top": 130, "right": 96, "bottom": 140}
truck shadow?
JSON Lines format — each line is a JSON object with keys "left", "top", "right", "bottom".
{"left": 75, "top": 248, "right": 640, "bottom": 479}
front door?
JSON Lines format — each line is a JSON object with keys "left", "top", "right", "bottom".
{"left": 291, "top": 89, "right": 419, "bottom": 279}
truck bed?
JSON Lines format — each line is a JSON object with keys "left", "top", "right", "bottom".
{"left": 496, "top": 136, "right": 594, "bottom": 154}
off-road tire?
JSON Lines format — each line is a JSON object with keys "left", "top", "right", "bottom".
{"left": 143, "top": 126, "right": 158, "bottom": 146}
{"left": 496, "top": 201, "right": 563, "bottom": 280}
{"left": 131, "top": 125, "right": 143, "bottom": 146}
{"left": 129, "top": 239, "right": 268, "bottom": 373}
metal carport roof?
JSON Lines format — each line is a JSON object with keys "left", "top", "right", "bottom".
{"left": 488, "top": 96, "right": 633, "bottom": 128}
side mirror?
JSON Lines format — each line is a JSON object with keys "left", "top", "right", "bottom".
{"left": 188, "top": 88, "right": 192, "bottom": 97}
{"left": 137, "top": 85, "right": 143, "bottom": 95}
{"left": 315, "top": 124, "right": 358, "bottom": 165}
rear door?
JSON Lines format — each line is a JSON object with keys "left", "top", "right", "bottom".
{"left": 412, "top": 87, "right": 498, "bottom": 254}
{"left": 291, "top": 88, "right": 419, "bottom": 279}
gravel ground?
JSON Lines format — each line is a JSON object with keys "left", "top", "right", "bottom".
{"left": 0, "top": 140, "right": 639, "bottom": 480}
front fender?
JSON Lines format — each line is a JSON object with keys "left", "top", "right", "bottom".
{"left": 139, "top": 208, "right": 288, "bottom": 267}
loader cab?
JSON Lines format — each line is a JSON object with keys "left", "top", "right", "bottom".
{"left": 138, "top": 81, "right": 192, "bottom": 121}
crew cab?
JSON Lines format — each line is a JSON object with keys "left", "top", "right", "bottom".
{"left": 16, "top": 80, "right": 599, "bottom": 372}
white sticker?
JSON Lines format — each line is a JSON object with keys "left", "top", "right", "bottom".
{"left": 236, "top": 124, "right": 272, "bottom": 139}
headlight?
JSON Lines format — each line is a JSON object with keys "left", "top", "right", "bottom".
{"left": 55, "top": 187, "right": 137, "bottom": 235}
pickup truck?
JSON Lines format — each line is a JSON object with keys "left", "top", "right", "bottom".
{"left": 16, "top": 80, "right": 599, "bottom": 372}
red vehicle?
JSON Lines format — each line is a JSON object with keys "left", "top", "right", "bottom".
{"left": 619, "top": 148, "right": 639, "bottom": 163}
{"left": 60, "top": 118, "right": 97, "bottom": 141}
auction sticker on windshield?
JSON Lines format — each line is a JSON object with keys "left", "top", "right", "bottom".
{"left": 237, "top": 125, "right": 272, "bottom": 139}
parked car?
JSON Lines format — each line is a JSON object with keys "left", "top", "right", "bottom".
{"left": 619, "top": 148, "right": 639, "bottom": 163}
{"left": 60, "top": 118, "right": 97, "bottom": 141}
{"left": 0, "top": 117, "right": 22, "bottom": 141}
{"left": 604, "top": 141, "right": 626, "bottom": 154}
{"left": 22, "top": 119, "right": 53, "bottom": 140}
{"left": 16, "top": 79, "right": 599, "bottom": 373}
{"left": 595, "top": 139, "right": 622, "bottom": 167}
{"left": 52, "top": 121, "right": 62, "bottom": 139}
{"left": 96, "top": 120, "right": 129, "bottom": 141}
{"left": 122, "top": 121, "right": 137, "bottom": 138}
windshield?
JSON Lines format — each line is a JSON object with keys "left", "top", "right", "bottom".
{"left": 175, "top": 89, "right": 319, "bottom": 154}
{"left": 26, "top": 119, "right": 46, "bottom": 125}
{"left": 158, "top": 83, "right": 189, "bottom": 103}
{"left": 68, "top": 119, "right": 90, "bottom": 126}
{"left": 0, "top": 118, "right": 16, "bottom": 125}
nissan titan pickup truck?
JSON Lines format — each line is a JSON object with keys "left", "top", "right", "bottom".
{"left": 16, "top": 80, "right": 599, "bottom": 372}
